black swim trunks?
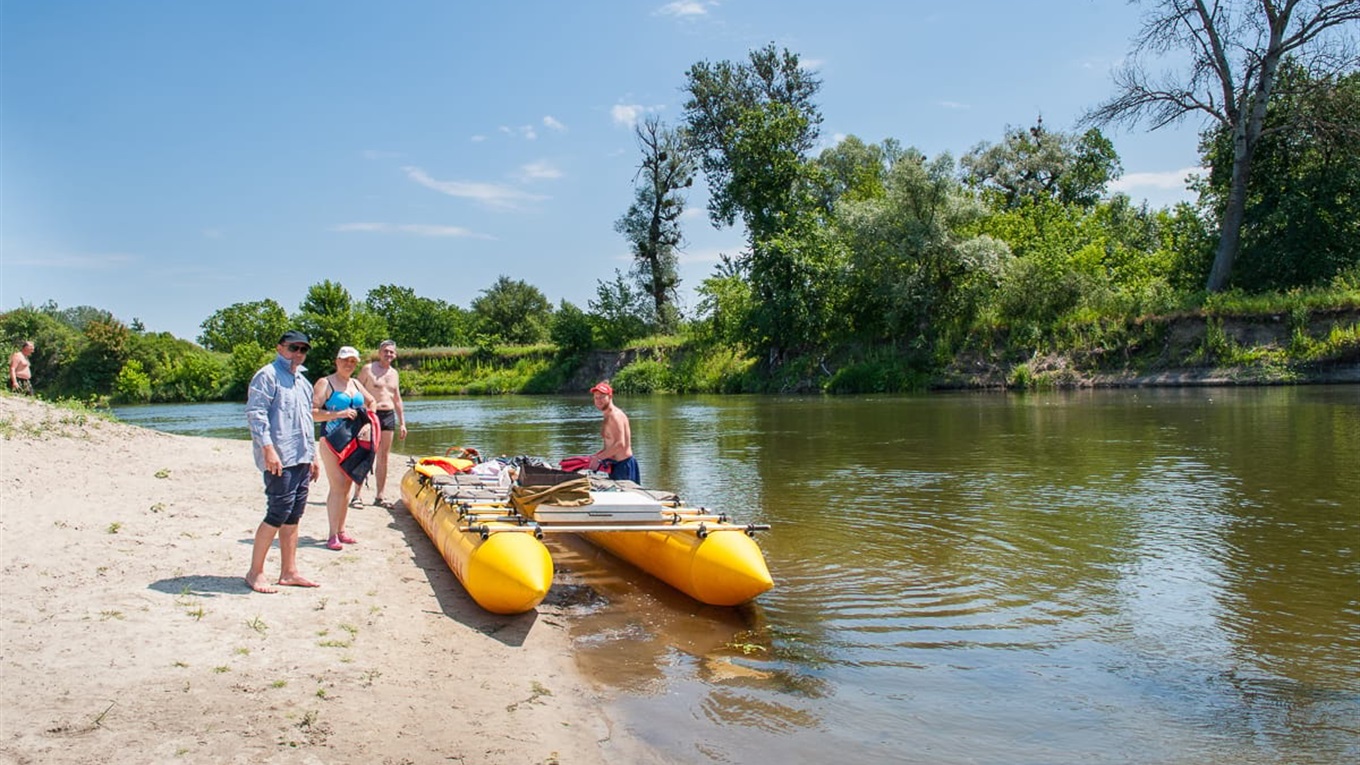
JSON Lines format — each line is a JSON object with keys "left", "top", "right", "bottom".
{"left": 376, "top": 409, "right": 398, "bottom": 431}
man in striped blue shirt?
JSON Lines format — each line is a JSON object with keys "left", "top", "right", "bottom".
{"left": 244, "top": 330, "right": 321, "bottom": 593}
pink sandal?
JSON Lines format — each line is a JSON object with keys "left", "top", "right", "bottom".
{"left": 337, "top": 531, "right": 357, "bottom": 545}
{"left": 325, "top": 535, "right": 344, "bottom": 551}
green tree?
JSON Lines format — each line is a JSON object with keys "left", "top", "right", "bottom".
{"left": 113, "top": 359, "right": 152, "bottom": 403}
{"left": 590, "top": 270, "right": 651, "bottom": 348}
{"left": 815, "top": 135, "right": 902, "bottom": 208}
{"left": 615, "top": 115, "right": 697, "bottom": 334}
{"left": 1156, "top": 202, "right": 1217, "bottom": 291}
{"left": 979, "top": 192, "right": 1188, "bottom": 325}
{"left": 64, "top": 319, "right": 131, "bottom": 395}
{"left": 154, "top": 351, "right": 227, "bottom": 402}
{"left": 1086, "top": 0, "right": 1360, "bottom": 293}
{"left": 296, "top": 281, "right": 385, "bottom": 375}
{"left": 470, "top": 276, "right": 552, "bottom": 345}
{"left": 227, "top": 342, "right": 273, "bottom": 400}
{"left": 746, "top": 213, "right": 851, "bottom": 358}
{"left": 45, "top": 303, "right": 115, "bottom": 332}
{"left": 838, "top": 149, "right": 1007, "bottom": 350}
{"left": 124, "top": 330, "right": 230, "bottom": 402}
{"left": 684, "top": 45, "right": 832, "bottom": 361}
{"left": 126, "top": 330, "right": 192, "bottom": 382}
{"left": 1199, "top": 65, "right": 1360, "bottom": 290}
{"left": 961, "top": 119, "right": 1122, "bottom": 209}
{"left": 365, "top": 284, "right": 471, "bottom": 348}
{"left": 683, "top": 43, "right": 823, "bottom": 241}
{"left": 692, "top": 257, "right": 754, "bottom": 348}
{"left": 197, "top": 299, "right": 290, "bottom": 352}
{"left": 550, "top": 300, "right": 594, "bottom": 356}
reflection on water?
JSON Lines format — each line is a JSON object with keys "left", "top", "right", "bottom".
{"left": 116, "top": 387, "right": 1360, "bottom": 764}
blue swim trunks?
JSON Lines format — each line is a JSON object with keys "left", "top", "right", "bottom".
{"left": 606, "top": 456, "right": 640, "bottom": 484}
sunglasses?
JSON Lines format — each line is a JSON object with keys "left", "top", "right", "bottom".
{"left": 287, "top": 343, "right": 311, "bottom": 353}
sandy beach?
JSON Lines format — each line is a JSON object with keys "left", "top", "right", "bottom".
{"left": 0, "top": 394, "right": 663, "bottom": 764}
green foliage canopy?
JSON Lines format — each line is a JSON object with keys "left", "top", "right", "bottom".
{"left": 197, "top": 299, "right": 290, "bottom": 353}
{"left": 683, "top": 43, "right": 823, "bottom": 239}
{"left": 837, "top": 147, "right": 1007, "bottom": 349}
{"left": 296, "top": 280, "right": 386, "bottom": 375}
{"left": 550, "top": 300, "right": 594, "bottom": 356}
{"left": 471, "top": 276, "right": 552, "bottom": 345}
{"left": 590, "top": 270, "right": 651, "bottom": 349}
{"left": 1200, "top": 65, "right": 1360, "bottom": 291}
{"left": 365, "top": 284, "right": 471, "bottom": 348}
{"left": 961, "top": 120, "right": 1121, "bottom": 209}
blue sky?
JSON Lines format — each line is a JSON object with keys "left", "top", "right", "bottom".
{"left": 2, "top": 1, "right": 1206, "bottom": 342}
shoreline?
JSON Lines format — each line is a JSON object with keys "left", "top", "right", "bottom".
{"left": 0, "top": 394, "right": 665, "bottom": 764}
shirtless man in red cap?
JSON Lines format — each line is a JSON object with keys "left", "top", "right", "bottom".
{"left": 586, "top": 380, "right": 639, "bottom": 483}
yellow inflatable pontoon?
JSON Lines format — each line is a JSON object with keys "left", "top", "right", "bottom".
{"left": 400, "top": 458, "right": 552, "bottom": 615}
{"left": 512, "top": 464, "right": 774, "bottom": 607}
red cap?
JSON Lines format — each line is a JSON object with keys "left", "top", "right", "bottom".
{"left": 590, "top": 381, "right": 613, "bottom": 395}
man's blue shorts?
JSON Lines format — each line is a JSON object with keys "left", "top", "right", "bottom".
{"left": 262, "top": 463, "right": 311, "bottom": 526}
{"left": 607, "top": 456, "right": 640, "bottom": 484}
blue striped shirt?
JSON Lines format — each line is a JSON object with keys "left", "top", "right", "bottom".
{"left": 245, "top": 354, "right": 316, "bottom": 471}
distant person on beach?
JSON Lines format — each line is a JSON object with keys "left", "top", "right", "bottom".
{"left": 586, "top": 381, "right": 639, "bottom": 484}
{"left": 356, "top": 339, "right": 407, "bottom": 508}
{"left": 313, "top": 345, "right": 375, "bottom": 550}
{"left": 9, "top": 341, "right": 34, "bottom": 395}
{"left": 243, "top": 330, "right": 320, "bottom": 593}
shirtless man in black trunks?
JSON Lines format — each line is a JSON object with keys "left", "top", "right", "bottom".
{"left": 356, "top": 340, "right": 407, "bottom": 507}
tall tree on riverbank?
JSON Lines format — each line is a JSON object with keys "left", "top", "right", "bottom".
{"left": 682, "top": 43, "right": 823, "bottom": 243}
{"left": 1085, "top": 0, "right": 1360, "bottom": 293}
{"left": 683, "top": 44, "right": 830, "bottom": 361}
{"left": 1198, "top": 64, "right": 1360, "bottom": 290}
{"left": 615, "top": 115, "right": 697, "bottom": 334}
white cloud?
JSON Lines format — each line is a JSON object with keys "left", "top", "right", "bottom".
{"left": 500, "top": 124, "right": 538, "bottom": 140}
{"left": 1111, "top": 167, "right": 1205, "bottom": 192}
{"left": 939, "top": 101, "right": 970, "bottom": 110}
{"left": 333, "top": 222, "right": 494, "bottom": 239}
{"left": 1110, "top": 166, "right": 1205, "bottom": 208}
{"left": 656, "top": 1, "right": 714, "bottom": 17}
{"left": 202, "top": 228, "right": 224, "bottom": 239}
{"left": 612, "top": 104, "right": 643, "bottom": 127}
{"left": 470, "top": 134, "right": 487, "bottom": 142}
{"left": 611, "top": 103, "right": 664, "bottom": 127}
{"left": 517, "top": 161, "right": 563, "bottom": 182}
{"left": 403, "top": 166, "right": 549, "bottom": 210}
{"left": 543, "top": 115, "right": 567, "bottom": 131}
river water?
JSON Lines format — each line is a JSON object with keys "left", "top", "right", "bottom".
{"left": 116, "top": 387, "right": 1360, "bottom": 764}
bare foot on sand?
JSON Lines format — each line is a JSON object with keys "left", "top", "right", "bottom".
{"left": 245, "top": 574, "right": 278, "bottom": 594}
{"left": 277, "top": 575, "right": 319, "bottom": 588}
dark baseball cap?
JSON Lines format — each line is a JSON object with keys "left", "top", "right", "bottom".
{"left": 278, "top": 330, "right": 311, "bottom": 347}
